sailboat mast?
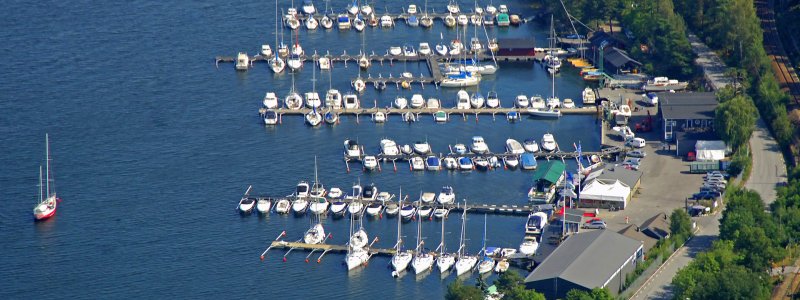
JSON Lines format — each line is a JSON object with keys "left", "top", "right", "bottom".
{"left": 440, "top": 213, "right": 446, "bottom": 254}
{"left": 45, "top": 133, "right": 50, "bottom": 197}
{"left": 482, "top": 214, "right": 487, "bottom": 255}
{"left": 397, "top": 187, "right": 403, "bottom": 252}
{"left": 416, "top": 199, "right": 422, "bottom": 251}
{"left": 275, "top": 0, "right": 279, "bottom": 49}
{"left": 38, "top": 165, "right": 43, "bottom": 203}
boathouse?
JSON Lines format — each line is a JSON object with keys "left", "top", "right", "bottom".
{"left": 496, "top": 38, "right": 537, "bottom": 57}
{"left": 659, "top": 92, "right": 719, "bottom": 155}
{"left": 524, "top": 230, "right": 644, "bottom": 299}
{"left": 602, "top": 47, "right": 641, "bottom": 74}
{"left": 528, "top": 161, "right": 566, "bottom": 204}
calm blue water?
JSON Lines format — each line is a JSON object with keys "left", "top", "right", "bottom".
{"left": 0, "top": 0, "right": 598, "bottom": 298}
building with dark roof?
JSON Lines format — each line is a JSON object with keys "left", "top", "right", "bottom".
{"left": 603, "top": 47, "right": 642, "bottom": 74}
{"left": 659, "top": 92, "right": 720, "bottom": 155}
{"left": 497, "top": 38, "right": 536, "bottom": 57}
{"left": 529, "top": 161, "right": 566, "bottom": 204}
{"left": 618, "top": 213, "right": 672, "bottom": 252}
{"left": 525, "top": 230, "right": 644, "bottom": 299}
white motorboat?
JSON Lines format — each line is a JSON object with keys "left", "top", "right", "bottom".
{"left": 474, "top": 6, "right": 484, "bottom": 14}
{"left": 499, "top": 4, "right": 508, "bottom": 13}
{"left": 470, "top": 14, "right": 482, "bottom": 25}
{"left": 394, "top": 96, "right": 408, "bottom": 109}
{"left": 358, "top": 54, "right": 370, "bottom": 69}
{"left": 420, "top": 14, "right": 434, "bottom": 27}
{"left": 469, "top": 92, "right": 485, "bottom": 108}
{"left": 486, "top": 91, "right": 499, "bottom": 108}
{"left": 256, "top": 198, "right": 272, "bottom": 214}
{"left": 562, "top": 98, "right": 575, "bottom": 108}
{"left": 303, "top": 223, "right": 326, "bottom": 244}
{"left": 348, "top": 200, "right": 365, "bottom": 216}
{"left": 523, "top": 138, "right": 540, "bottom": 153}
{"left": 361, "top": 4, "right": 373, "bottom": 15}
{"left": 380, "top": 14, "right": 394, "bottom": 27}
{"left": 546, "top": 96, "right": 560, "bottom": 108}
{"left": 292, "top": 197, "right": 309, "bottom": 213}
{"left": 400, "top": 144, "right": 413, "bottom": 155}
{"left": 527, "top": 107, "right": 562, "bottom": 118}
{"left": 407, "top": 4, "right": 418, "bottom": 14}
{"left": 347, "top": 0, "right": 359, "bottom": 15}
{"left": 541, "top": 133, "right": 557, "bottom": 152}
{"left": 305, "top": 110, "right": 322, "bottom": 126}
{"left": 544, "top": 54, "right": 561, "bottom": 74}
{"left": 519, "top": 238, "right": 539, "bottom": 256}
{"left": 385, "top": 201, "right": 400, "bottom": 215}
{"left": 361, "top": 184, "right": 378, "bottom": 201}
{"left": 478, "top": 258, "right": 495, "bottom": 274}
{"left": 473, "top": 156, "right": 490, "bottom": 170}
{"left": 400, "top": 203, "right": 416, "bottom": 220}
{"left": 503, "top": 155, "right": 519, "bottom": 169}
{"left": 456, "top": 90, "right": 471, "bottom": 109}
{"left": 417, "top": 205, "right": 433, "bottom": 219}
{"left": 343, "top": 93, "right": 359, "bottom": 109}
{"left": 302, "top": 0, "right": 316, "bottom": 15}
{"left": 363, "top": 155, "right": 378, "bottom": 170}
{"left": 447, "top": 0, "right": 460, "bottom": 13}
{"left": 643, "top": 76, "right": 689, "bottom": 92}
{"left": 373, "top": 112, "right": 386, "bottom": 123}
{"left": 530, "top": 95, "right": 545, "bottom": 109}
{"left": 515, "top": 94, "right": 529, "bottom": 108}
{"left": 388, "top": 46, "right": 403, "bottom": 56}
{"left": 420, "top": 192, "right": 436, "bottom": 204}
{"left": 450, "top": 39, "right": 464, "bottom": 52}
{"left": 407, "top": 15, "right": 419, "bottom": 27}
{"left": 455, "top": 204, "right": 478, "bottom": 276}
{"left": 380, "top": 139, "right": 400, "bottom": 156}
{"left": 526, "top": 211, "right": 548, "bottom": 234}
{"left": 505, "top": 139, "right": 524, "bottom": 154}
{"left": 433, "top": 207, "right": 450, "bottom": 219}
{"left": 403, "top": 44, "right": 417, "bottom": 57}
{"left": 376, "top": 191, "right": 393, "bottom": 202}
{"left": 470, "top": 136, "right": 489, "bottom": 154}
{"left": 263, "top": 109, "right": 279, "bottom": 125}
{"left": 344, "top": 139, "right": 363, "bottom": 159}
{"left": 435, "top": 43, "right": 448, "bottom": 56}
{"left": 321, "top": 15, "right": 334, "bottom": 29}
{"left": 305, "top": 92, "right": 322, "bottom": 108}
{"left": 582, "top": 87, "right": 596, "bottom": 104}
{"left": 457, "top": 14, "right": 468, "bottom": 25}
{"left": 309, "top": 197, "right": 329, "bottom": 214}
{"left": 238, "top": 196, "right": 255, "bottom": 214}
{"left": 274, "top": 198, "right": 291, "bottom": 214}
{"left": 453, "top": 143, "right": 468, "bottom": 155}
{"left": 418, "top": 43, "right": 432, "bottom": 56}
{"left": 494, "top": 259, "right": 510, "bottom": 273}
{"left": 326, "top": 89, "right": 342, "bottom": 107}
{"left": 617, "top": 104, "right": 632, "bottom": 117}
{"left": 470, "top": 37, "right": 483, "bottom": 54}
{"left": 410, "top": 94, "right": 425, "bottom": 108}
{"left": 295, "top": 180, "right": 311, "bottom": 198}
{"left": 403, "top": 112, "right": 416, "bottom": 123}
{"left": 261, "top": 44, "right": 273, "bottom": 57}
{"left": 438, "top": 157, "right": 455, "bottom": 170}
{"left": 436, "top": 186, "right": 455, "bottom": 204}
{"left": 287, "top": 53, "right": 303, "bottom": 70}
{"left": 337, "top": 14, "right": 351, "bottom": 29}
{"left": 330, "top": 200, "right": 347, "bottom": 216}
{"left": 413, "top": 140, "right": 431, "bottom": 154}
{"left": 235, "top": 52, "right": 249, "bottom": 70}
{"left": 444, "top": 14, "right": 457, "bottom": 27}
{"left": 353, "top": 16, "right": 366, "bottom": 31}
{"left": 486, "top": 4, "right": 497, "bottom": 15}
{"left": 306, "top": 16, "right": 319, "bottom": 30}
{"left": 507, "top": 111, "right": 520, "bottom": 122}
{"left": 434, "top": 110, "right": 448, "bottom": 122}
{"left": 323, "top": 110, "right": 338, "bottom": 125}
{"left": 427, "top": 98, "right": 441, "bottom": 109}
{"left": 411, "top": 156, "right": 425, "bottom": 171}
{"left": 328, "top": 188, "right": 343, "bottom": 199}
{"left": 263, "top": 92, "right": 279, "bottom": 109}
{"left": 458, "top": 157, "right": 473, "bottom": 171}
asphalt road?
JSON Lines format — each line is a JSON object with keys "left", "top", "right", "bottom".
{"left": 630, "top": 213, "right": 721, "bottom": 300}
{"left": 745, "top": 119, "right": 787, "bottom": 206}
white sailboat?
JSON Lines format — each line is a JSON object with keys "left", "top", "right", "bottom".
{"left": 454, "top": 201, "right": 478, "bottom": 277}
{"left": 308, "top": 157, "right": 329, "bottom": 214}
{"left": 412, "top": 201, "right": 434, "bottom": 274}
{"left": 303, "top": 218, "right": 326, "bottom": 244}
{"left": 436, "top": 217, "right": 456, "bottom": 273}
{"left": 305, "top": 59, "right": 322, "bottom": 108}
{"left": 477, "top": 214, "right": 495, "bottom": 274}
{"left": 285, "top": 73, "right": 303, "bottom": 109}
{"left": 33, "top": 134, "right": 58, "bottom": 221}
{"left": 345, "top": 211, "right": 370, "bottom": 270}
{"left": 391, "top": 188, "right": 414, "bottom": 276}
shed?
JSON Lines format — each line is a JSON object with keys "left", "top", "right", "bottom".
{"left": 603, "top": 47, "right": 641, "bottom": 74}
{"left": 497, "top": 38, "right": 537, "bottom": 57}
{"left": 695, "top": 140, "right": 727, "bottom": 161}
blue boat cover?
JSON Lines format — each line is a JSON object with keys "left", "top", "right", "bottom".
{"left": 448, "top": 71, "right": 471, "bottom": 79}
{"left": 521, "top": 153, "right": 537, "bottom": 167}
{"left": 338, "top": 16, "right": 350, "bottom": 22}
{"left": 459, "top": 157, "right": 472, "bottom": 165}
{"left": 426, "top": 156, "right": 440, "bottom": 166}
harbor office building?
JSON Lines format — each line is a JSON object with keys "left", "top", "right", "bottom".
{"left": 659, "top": 92, "right": 719, "bottom": 154}
{"left": 525, "top": 230, "right": 644, "bottom": 299}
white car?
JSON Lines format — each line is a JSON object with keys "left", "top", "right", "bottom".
{"left": 625, "top": 137, "right": 646, "bottom": 148}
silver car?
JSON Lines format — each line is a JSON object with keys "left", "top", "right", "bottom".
{"left": 582, "top": 220, "right": 607, "bottom": 229}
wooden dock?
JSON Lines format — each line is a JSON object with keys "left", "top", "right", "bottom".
{"left": 268, "top": 241, "right": 398, "bottom": 256}
{"left": 260, "top": 106, "right": 598, "bottom": 116}
{"left": 279, "top": 11, "right": 527, "bottom": 23}
{"left": 215, "top": 52, "right": 545, "bottom": 66}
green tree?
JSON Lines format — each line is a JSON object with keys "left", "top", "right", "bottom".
{"left": 670, "top": 208, "right": 693, "bottom": 240}
{"left": 494, "top": 270, "right": 525, "bottom": 291}
{"left": 503, "top": 285, "right": 546, "bottom": 300}
{"left": 445, "top": 280, "right": 483, "bottom": 300}
{"left": 564, "top": 288, "right": 613, "bottom": 300}
{"left": 714, "top": 94, "right": 757, "bottom": 151}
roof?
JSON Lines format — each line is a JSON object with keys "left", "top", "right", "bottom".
{"left": 659, "top": 92, "right": 718, "bottom": 120}
{"left": 555, "top": 213, "right": 583, "bottom": 224}
{"left": 532, "top": 161, "right": 566, "bottom": 184}
{"left": 525, "top": 230, "right": 643, "bottom": 288}
{"left": 640, "top": 213, "right": 671, "bottom": 240}
{"left": 695, "top": 140, "right": 726, "bottom": 151}
{"left": 588, "top": 31, "right": 628, "bottom": 49}
{"left": 498, "top": 38, "right": 536, "bottom": 49}
{"left": 618, "top": 225, "right": 659, "bottom": 251}
{"left": 604, "top": 47, "right": 641, "bottom": 68}
{"left": 585, "top": 164, "right": 642, "bottom": 190}
{"left": 580, "top": 179, "right": 631, "bottom": 202}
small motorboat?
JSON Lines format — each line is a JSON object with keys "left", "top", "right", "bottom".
{"left": 495, "top": 259, "right": 510, "bottom": 273}
{"left": 330, "top": 200, "right": 348, "bottom": 216}
{"left": 372, "top": 112, "right": 386, "bottom": 123}
{"left": 470, "top": 92, "right": 485, "bottom": 108}
{"left": 394, "top": 96, "right": 408, "bottom": 109}
{"left": 362, "top": 184, "right": 378, "bottom": 201}
{"left": 306, "top": 16, "right": 319, "bottom": 30}
{"left": 510, "top": 14, "right": 521, "bottom": 26}
{"left": 496, "top": 13, "right": 510, "bottom": 27}
{"left": 434, "top": 110, "right": 448, "bottom": 122}
{"left": 407, "top": 4, "right": 418, "bottom": 14}
{"left": 486, "top": 4, "right": 497, "bottom": 15}
{"left": 483, "top": 14, "right": 494, "bottom": 26}
{"left": 235, "top": 52, "right": 249, "bottom": 70}
{"left": 447, "top": 1, "right": 460, "bottom": 13}
{"left": 453, "top": 143, "right": 468, "bottom": 155}
{"left": 302, "top": 0, "right": 316, "bottom": 14}
{"left": 309, "top": 197, "right": 330, "bottom": 215}
{"left": 400, "top": 204, "right": 416, "bottom": 220}
{"left": 457, "top": 14, "right": 468, "bottom": 25}
{"left": 385, "top": 201, "right": 400, "bottom": 215}
{"left": 489, "top": 156, "right": 502, "bottom": 168}
{"left": 456, "top": 90, "right": 471, "bottom": 109}
{"left": 321, "top": 15, "right": 334, "bottom": 29}
{"left": 519, "top": 238, "right": 539, "bottom": 256}
{"left": 505, "top": 139, "right": 524, "bottom": 154}
{"left": 427, "top": 98, "right": 440, "bottom": 109}
{"left": 309, "top": 182, "right": 326, "bottom": 198}
{"left": 263, "top": 109, "right": 279, "bottom": 125}
{"left": 523, "top": 139, "right": 540, "bottom": 153}
{"left": 420, "top": 192, "right": 436, "bottom": 204}
{"left": 256, "top": 198, "right": 272, "bottom": 214}
{"left": 530, "top": 96, "right": 546, "bottom": 109}
{"left": 478, "top": 258, "right": 495, "bottom": 274}
{"left": 389, "top": 46, "right": 403, "bottom": 56}
{"left": 410, "top": 156, "right": 425, "bottom": 171}
{"left": 521, "top": 153, "right": 538, "bottom": 170}
{"left": 475, "top": 6, "right": 484, "bottom": 14}
{"left": 403, "top": 44, "right": 417, "bottom": 57}
{"left": 546, "top": 96, "right": 561, "bottom": 108}
{"left": 418, "top": 43, "right": 432, "bottom": 56}
{"left": 292, "top": 197, "right": 309, "bottom": 214}
{"left": 413, "top": 140, "right": 431, "bottom": 154}
{"left": 418, "top": 205, "right": 433, "bottom": 218}
{"left": 420, "top": 15, "right": 433, "bottom": 28}
{"left": 238, "top": 197, "right": 255, "bottom": 214}
{"left": 358, "top": 54, "right": 370, "bottom": 69}
{"left": 376, "top": 191, "right": 393, "bottom": 202}
{"left": 287, "top": 54, "right": 303, "bottom": 70}
{"left": 402, "top": 112, "right": 416, "bottom": 123}
{"left": 305, "top": 92, "right": 322, "bottom": 108}
{"left": 286, "top": 15, "right": 301, "bottom": 30}
{"left": 305, "top": 110, "right": 322, "bottom": 127}
{"left": 470, "top": 37, "right": 483, "bottom": 54}
{"left": 410, "top": 94, "right": 425, "bottom": 108}
{"left": 503, "top": 156, "right": 519, "bottom": 169}
{"left": 263, "top": 92, "right": 279, "bottom": 108}
{"left": 473, "top": 157, "right": 490, "bottom": 170}
{"left": 444, "top": 14, "right": 457, "bottom": 27}
{"left": 324, "top": 110, "right": 338, "bottom": 124}
{"left": 528, "top": 107, "right": 562, "bottom": 118}
{"left": 515, "top": 95, "right": 529, "bottom": 108}
{"left": 486, "top": 91, "right": 499, "bottom": 108}
{"left": 443, "top": 157, "right": 458, "bottom": 170}
{"left": 344, "top": 139, "right": 363, "bottom": 159}
{"left": 470, "top": 14, "right": 482, "bottom": 25}
{"left": 295, "top": 181, "right": 310, "bottom": 198}
{"left": 343, "top": 93, "right": 359, "bottom": 109}
{"left": 425, "top": 156, "right": 441, "bottom": 171}
{"left": 380, "top": 139, "right": 400, "bottom": 156}
{"left": 437, "top": 186, "right": 455, "bottom": 204}
{"left": 325, "top": 89, "right": 342, "bottom": 108}
{"left": 433, "top": 207, "right": 450, "bottom": 218}
{"left": 541, "top": 133, "right": 557, "bottom": 152}
{"left": 363, "top": 155, "right": 378, "bottom": 170}
{"left": 435, "top": 43, "right": 448, "bottom": 56}
{"left": 499, "top": 4, "right": 508, "bottom": 13}
{"left": 261, "top": 44, "right": 273, "bottom": 57}
{"left": 562, "top": 98, "right": 575, "bottom": 108}
{"left": 401, "top": 144, "right": 414, "bottom": 155}
{"left": 507, "top": 111, "right": 520, "bottom": 122}
{"left": 337, "top": 14, "right": 351, "bottom": 30}
{"left": 348, "top": 200, "right": 365, "bottom": 216}
{"left": 380, "top": 14, "right": 394, "bottom": 27}
{"left": 328, "top": 187, "right": 343, "bottom": 199}
{"left": 366, "top": 201, "right": 383, "bottom": 216}
{"left": 274, "top": 198, "right": 291, "bottom": 214}
{"left": 406, "top": 15, "right": 419, "bottom": 27}
{"left": 470, "top": 136, "right": 489, "bottom": 154}
{"left": 361, "top": 4, "right": 373, "bottom": 15}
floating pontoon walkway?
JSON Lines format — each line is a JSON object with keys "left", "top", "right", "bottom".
{"left": 259, "top": 106, "right": 599, "bottom": 117}
{"left": 268, "top": 241, "right": 398, "bottom": 256}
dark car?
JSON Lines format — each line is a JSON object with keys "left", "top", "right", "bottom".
{"left": 692, "top": 191, "right": 721, "bottom": 200}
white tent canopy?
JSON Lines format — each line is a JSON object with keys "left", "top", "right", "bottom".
{"left": 695, "top": 140, "right": 727, "bottom": 161}
{"left": 580, "top": 179, "right": 631, "bottom": 209}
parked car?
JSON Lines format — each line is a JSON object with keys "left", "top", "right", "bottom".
{"left": 702, "top": 182, "right": 727, "bottom": 191}
{"left": 692, "top": 191, "right": 721, "bottom": 200}
{"left": 705, "top": 177, "right": 727, "bottom": 185}
{"left": 625, "top": 137, "right": 646, "bottom": 148}
{"left": 624, "top": 157, "right": 641, "bottom": 166}
{"left": 700, "top": 186, "right": 725, "bottom": 193}
{"left": 626, "top": 150, "right": 647, "bottom": 158}
{"left": 582, "top": 220, "right": 607, "bottom": 229}
{"left": 704, "top": 171, "right": 730, "bottom": 180}
{"left": 621, "top": 162, "right": 640, "bottom": 170}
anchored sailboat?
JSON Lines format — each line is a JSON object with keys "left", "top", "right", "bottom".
{"left": 33, "top": 134, "right": 58, "bottom": 221}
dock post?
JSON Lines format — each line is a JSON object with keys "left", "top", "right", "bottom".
{"left": 475, "top": 113, "right": 479, "bottom": 123}
{"left": 279, "top": 113, "right": 283, "bottom": 124}
{"left": 356, "top": 113, "right": 360, "bottom": 124}
{"left": 345, "top": 159, "right": 351, "bottom": 173}
{"left": 393, "top": 159, "right": 397, "bottom": 172}
{"left": 260, "top": 231, "right": 287, "bottom": 261}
